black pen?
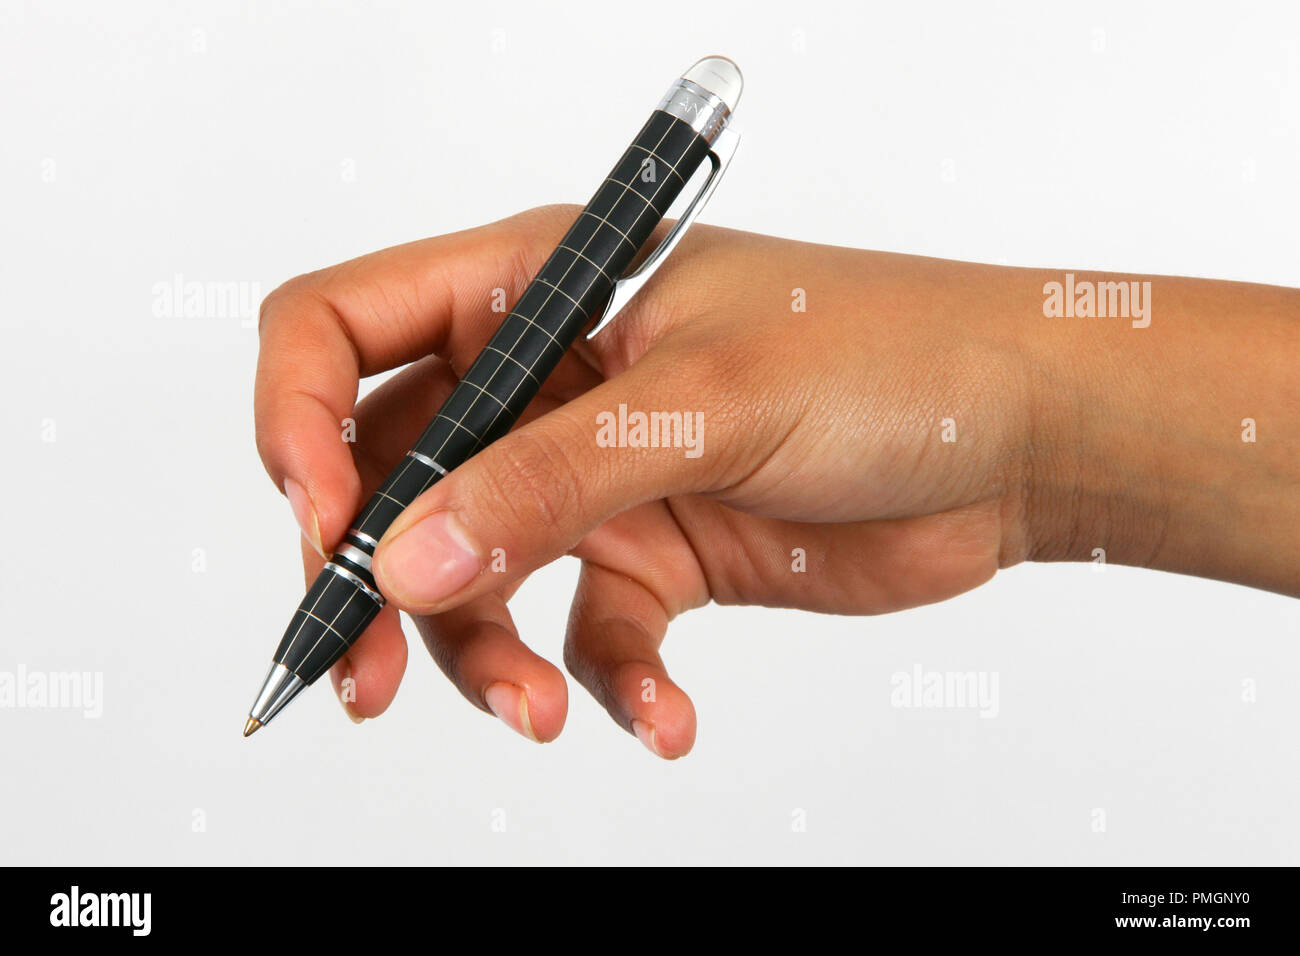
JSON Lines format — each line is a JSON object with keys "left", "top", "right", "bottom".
{"left": 244, "top": 56, "right": 743, "bottom": 735}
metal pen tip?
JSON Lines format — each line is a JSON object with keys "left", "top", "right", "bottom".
{"left": 243, "top": 717, "right": 263, "bottom": 738}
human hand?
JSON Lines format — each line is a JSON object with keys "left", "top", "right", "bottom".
{"left": 255, "top": 205, "right": 1300, "bottom": 756}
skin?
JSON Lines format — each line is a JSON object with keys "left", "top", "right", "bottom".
{"left": 255, "top": 204, "right": 1300, "bottom": 758}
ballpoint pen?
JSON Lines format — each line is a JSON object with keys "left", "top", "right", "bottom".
{"left": 244, "top": 56, "right": 743, "bottom": 735}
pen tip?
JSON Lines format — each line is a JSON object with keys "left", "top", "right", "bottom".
{"left": 243, "top": 717, "right": 263, "bottom": 738}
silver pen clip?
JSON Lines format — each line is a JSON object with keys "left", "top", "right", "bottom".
{"left": 588, "top": 126, "right": 741, "bottom": 338}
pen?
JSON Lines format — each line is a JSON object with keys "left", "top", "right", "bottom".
{"left": 244, "top": 56, "right": 743, "bottom": 735}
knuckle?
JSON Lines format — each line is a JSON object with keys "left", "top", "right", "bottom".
{"left": 560, "top": 639, "right": 589, "bottom": 684}
{"left": 256, "top": 273, "right": 315, "bottom": 336}
{"left": 661, "top": 331, "right": 755, "bottom": 418}
{"left": 631, "top": 335, "right": 761, "bottom": 487}
{"left": 480, "top": 420, "right": 589, "bottom": 541}
{"left": 516, "top": 203, "right": 581, "bottom": 230}
{"left": 418, "top": 619, "right": 466, "bottom": 681}
{"left": 561, "top": 639, "right": 612, "bottom": 709}
{"left": 503, "top": 205, "right": 581, "bottom": 285}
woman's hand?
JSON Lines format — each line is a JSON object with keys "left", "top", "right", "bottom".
{"left": 255, "top": 205, "right": 1300, "bottom": 756}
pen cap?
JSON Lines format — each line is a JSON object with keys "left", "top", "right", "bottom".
{"left": 657, "top": 55, "right": 743, "bottom": 144}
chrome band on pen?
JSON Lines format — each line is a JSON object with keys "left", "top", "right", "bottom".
{"left": 657, "top": 78, "right": 730, "bottom": 144}
{"left": 333, "top": 543, "right": 373, "bottom": 573}
{"left": 323, "top": 561, "right": 386, "bottom": 606}
{"left": 406, "top": 449, "right": 448, "bottom": 475}
{"left": 345, "top": 528, "right": 379, "bottom": 550}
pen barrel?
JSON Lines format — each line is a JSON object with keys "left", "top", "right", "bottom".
{"left": 271, "top": 109, "right": 711, "bottom": 687}
{"left": 351, "top": 108, "right": 712, "bottom": 542}
{"left": 273, "top": 567, "right": 384, "bottom": 686}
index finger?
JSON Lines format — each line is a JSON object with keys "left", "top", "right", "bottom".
{"left": 254, "top": 204, "right": 577, "bottom": 551}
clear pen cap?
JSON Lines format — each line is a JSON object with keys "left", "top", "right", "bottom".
{"left": 682, "top": 56, "right": 743, "bottom": 114}
{"left": 657, "top": 55, "right": 743, "bottom": 143}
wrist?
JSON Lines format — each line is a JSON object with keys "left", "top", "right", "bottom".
{"left": 1015, "top": 271, "right": 1300, "bottom": 595}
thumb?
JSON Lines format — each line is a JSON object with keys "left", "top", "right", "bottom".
{"left": 371, "top": 346, "right": 729, "bottom": 614}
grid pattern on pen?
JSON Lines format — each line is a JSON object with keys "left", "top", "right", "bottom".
{"left": 349, "top": 110, "right": 710, "bottom": 543}
{"left": 273, "top": 566, "right": 382, "bottom": 684}
{"left": 273, "top": 111, "right": 710, "bottom": 681}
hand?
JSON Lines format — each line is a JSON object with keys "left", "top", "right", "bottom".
{"left": 255, "top": 205, "right": 1300, "bottom": 756}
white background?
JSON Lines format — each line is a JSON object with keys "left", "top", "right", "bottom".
{"left": 1, "top": 0, "right": 1297, "bottom": 865}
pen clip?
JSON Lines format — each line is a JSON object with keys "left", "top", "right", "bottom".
{"left": 588, "top": 126, "right": 741, "bottom": 338}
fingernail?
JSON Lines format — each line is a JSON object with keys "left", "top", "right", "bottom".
{"left": 337, "top": 658, "right": 364, "bottom": 724}
{"left": 284, "top": 478, "right": 325, "bottom": 558}
{"left": 484, "top": 682, "right": 539, "bottom": 742}
{"left": 632, "top": 719, "right": 663, "bottom": 758}
{"left": 377, "top": 511, "right": 480, "bottom": 606}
